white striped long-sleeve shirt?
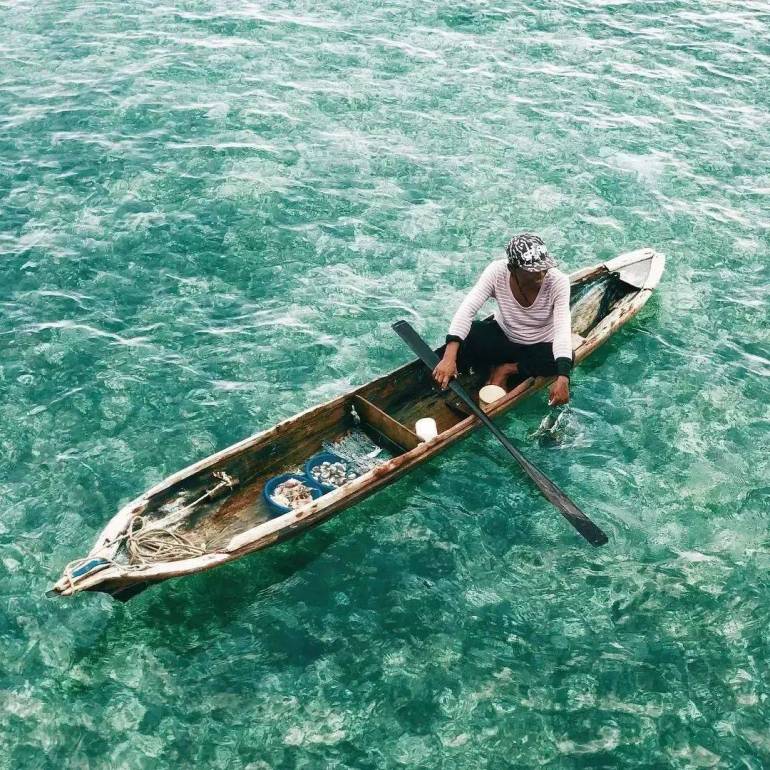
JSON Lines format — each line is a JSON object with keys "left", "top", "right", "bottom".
{"left": 447, "top": 260, "right": 573, "bottom": 367}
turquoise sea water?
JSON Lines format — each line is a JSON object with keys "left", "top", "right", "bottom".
{"left": 2, "top": 0, "right": 769, "bottom": 767}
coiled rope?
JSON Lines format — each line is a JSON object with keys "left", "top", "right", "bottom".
{"left": 124, "top": 515, "right": 207, "bottom": 566}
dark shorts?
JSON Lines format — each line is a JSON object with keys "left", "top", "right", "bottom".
{"left": 454, "top": 319, "right": 565, "bottom": 379}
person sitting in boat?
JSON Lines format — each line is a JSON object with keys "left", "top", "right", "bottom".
{"left": 432, "top": 233, "right": 572, "bottom": 406}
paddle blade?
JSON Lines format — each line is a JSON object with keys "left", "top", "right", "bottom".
{"left": 511, "top": 454, "right": 609, "bottom": 546}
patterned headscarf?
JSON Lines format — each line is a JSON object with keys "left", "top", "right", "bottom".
{"left": 505, "top": 233, "right": 557, "bottom": 272}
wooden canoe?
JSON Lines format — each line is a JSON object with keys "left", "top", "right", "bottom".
{"left": 50, "top": 248, "right": 664, "bottom": 601}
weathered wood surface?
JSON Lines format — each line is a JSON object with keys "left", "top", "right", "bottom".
{"left": 351, "top": 395, "right": 420, "bottom": 451}
{"left": 52, "top": 249, "right": 664, "bottom": 597}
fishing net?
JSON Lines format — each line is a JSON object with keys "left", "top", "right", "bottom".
{"left": 323, "top": 429, "right": 392, "bottom": 475}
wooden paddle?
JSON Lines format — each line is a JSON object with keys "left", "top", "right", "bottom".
{"left": 392, "top": 320, "right": 608, "bottom": 546}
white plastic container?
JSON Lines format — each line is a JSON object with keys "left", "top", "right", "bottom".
{"left": 479, "top": 384, "right": 506, "bottom": 409}
{"left": 415, "top": 417, "right": 438, "bottom": 442}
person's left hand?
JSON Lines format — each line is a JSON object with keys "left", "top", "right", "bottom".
{"left": 548, "top": 376, "right": 570, "bottom": 406}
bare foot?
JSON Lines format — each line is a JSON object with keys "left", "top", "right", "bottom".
{"left": 487, "top": 362, "right": 518, "bottom": 389}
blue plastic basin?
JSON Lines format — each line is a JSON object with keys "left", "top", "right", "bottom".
{"left": 262, "top": 473, "right": 324, "bottom": 518}
{"left": 304, "top": 451, "right": 349, "bottom": 492}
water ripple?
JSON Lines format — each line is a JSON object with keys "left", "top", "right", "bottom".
{"left": 1, "top": 0, "right": 769, "bottom": 767}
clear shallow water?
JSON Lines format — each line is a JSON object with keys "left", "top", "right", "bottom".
{"left": 1, "top": 0, "right": 769, "bottom": 766}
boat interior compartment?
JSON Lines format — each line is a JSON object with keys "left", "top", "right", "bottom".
{"left": 117, "top": 393, "right": 420, "bottom": 556}
{"left": 359, "top": 354, "right": 484, "bottom": 436}
{"left": 569, "top": 271, "right": 638, "bottom": 336}
{"left": 350, "top": 395, "right": 420, "bottom": 452}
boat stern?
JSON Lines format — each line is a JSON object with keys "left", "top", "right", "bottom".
{"left": 604, "top": 248, "right": 665, "bottom": 291}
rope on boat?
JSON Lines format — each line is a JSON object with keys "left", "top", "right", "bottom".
{"left": 60, "top": 471, "right": 238, "bottom": 589}
{"left": 124, "top": 515, "right": 207, "bottom": 565}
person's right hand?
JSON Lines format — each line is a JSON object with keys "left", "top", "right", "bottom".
{"left": 432, "top": 355, "right": 458, "bottom": 390}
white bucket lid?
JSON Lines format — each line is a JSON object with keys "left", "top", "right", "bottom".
{"left": 479, "top": 384, "right": 506, "bottom": 405}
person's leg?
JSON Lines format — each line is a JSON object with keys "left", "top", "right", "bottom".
{"left": 484, "top": 343, "right": 557, "bottom": 398}
{"left": 456, "top": 320, "right": 529, "bottom": 390}
{"left": 487, "top": 361, "right": 519, "bottom": 388}
{"left": 516, "top": 342, "right": 574, "bottom": 379}
{"left": 456, "top": 319, "right": 513, "bottom": 380}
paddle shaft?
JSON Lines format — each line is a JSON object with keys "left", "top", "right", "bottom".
{"left": 392, "top": 320, "right": 608, "bottom": 546}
